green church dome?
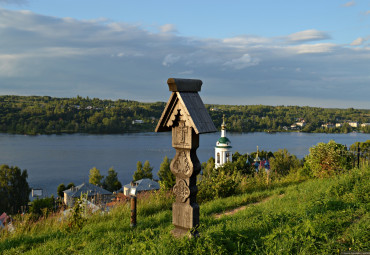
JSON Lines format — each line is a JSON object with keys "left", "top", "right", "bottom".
{"left": 216, "top": 136, "right": 232, "bottom": 148}
{"left": 217, "top": 137, "right": 230, "bottom": 144}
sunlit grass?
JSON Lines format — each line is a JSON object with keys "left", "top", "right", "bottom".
{"left": 1, "top": 165, "right": 368, "bottom": 254}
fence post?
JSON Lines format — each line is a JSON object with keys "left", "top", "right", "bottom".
{"left": 130, "top": 196, "right": 137, "bottom": 228}
{"left": 357, "top": 146, "right": 360, "bottom": 168}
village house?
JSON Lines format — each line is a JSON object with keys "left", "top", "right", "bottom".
{"left": 290, "top": 124, "right": 298, "bottom": 130}
{"left": 336, "top": 123, "right": 343, "bottom": 128}
{"left": 295, "top": 119, "right": 306, "bottom": 127}
{"left": 321, "top": 123, "right": 335, "bottom": 129}
{"left": 348, "top": 121, "right": 359, "bottom": 128}
{"left": 123, "top": 178, "right": 160, "bottom": 196}
{"left": 132, "top": 120, "right": 144, "bottom": 124}
{"left": 361, "top": 123, "right": 370, "bottom": 127}
{"left": 63, "top": 183, "right": 112, "bottom": 207}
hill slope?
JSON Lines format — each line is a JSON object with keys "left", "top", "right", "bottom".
{"left": 0, "top": 166, "right": 369, "bottom": 254}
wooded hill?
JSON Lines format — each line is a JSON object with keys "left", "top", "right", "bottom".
{"left": 0, "top": 95, "right": 369, "bottom": 135}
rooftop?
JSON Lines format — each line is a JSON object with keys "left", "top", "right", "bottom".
{"left": 63, "top": 183, "right": 112, "bottom": 198}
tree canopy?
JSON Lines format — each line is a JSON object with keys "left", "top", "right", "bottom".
{"left": 102, "top": 167, "right": 122, "bottom": 192}
{"left": 157, "top": 156, "right": 175, "bottom": 190}
{"left": 304, "top": 140, "right": 352, "bottom": 178}
{"left": 89, "top": 167, "right": 104, "bottom": 186}
{"left": 0, "top": 95, "right": 368, "bottom": 135}
{"left": 0, "top": 164, "right": 30, "bottom": 214}
{"left": 57, "top": 183, "right": 66, "bottom": 198}
{"left": 133, "top": 161, "right": 153, "bottom": 181}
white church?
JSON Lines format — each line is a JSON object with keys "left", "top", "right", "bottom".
{"left": 215, "top": 115, "right": 232, "bottom": 168}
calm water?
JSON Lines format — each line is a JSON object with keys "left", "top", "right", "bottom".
{"left": 0, "top": 132, "right": 369, "bottom": 196}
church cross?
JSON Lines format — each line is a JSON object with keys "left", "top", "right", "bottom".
{"left": 178, "top": 121, "right": 188, "bottom": 143}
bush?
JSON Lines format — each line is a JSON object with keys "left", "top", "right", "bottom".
{"left": 270, "top": 149, "right": 301, "bottom": 176}
{"left": 29, "top": 196, "right": 55, "bottom": 218}
{"left": 304, "top": 140, "right": 351, "bottom": 178}
{"left": 198, "top": 170, "right": 237, "bottom": 203}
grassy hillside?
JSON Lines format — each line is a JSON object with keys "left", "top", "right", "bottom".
{"left": 1, "top": 165, "right": 369, "bottom": 254}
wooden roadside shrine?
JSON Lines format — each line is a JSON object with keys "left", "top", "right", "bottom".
{"left": 155, "top": 78, "right": 217, "bottom": 237}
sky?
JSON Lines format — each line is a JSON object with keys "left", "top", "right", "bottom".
{"left": 0, "top": 0, "right": 369, "bottom": 108}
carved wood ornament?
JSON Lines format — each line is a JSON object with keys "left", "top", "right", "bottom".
{"left": 155, "top": 78, "right": 217, "bottom": 238}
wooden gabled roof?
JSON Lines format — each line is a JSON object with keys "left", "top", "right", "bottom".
{"left": 155, "top": 78, "right": 217, "bottom": 134}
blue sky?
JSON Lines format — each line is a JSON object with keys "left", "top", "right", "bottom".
{"left": 0, "top": 0, "right": 369, "bottom": 108}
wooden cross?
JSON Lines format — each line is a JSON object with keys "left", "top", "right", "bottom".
{"left": 155, "top": 78, "right": 217, "bottom": 238}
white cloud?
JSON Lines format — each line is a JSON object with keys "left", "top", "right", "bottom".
{"left": 287, "top": 29, "right": 330, "bottom": 43}
{"left": 0, "top": 9, "right": 369, "bottom": 108}
{"left": 289, "top": 43, "right": 336, "bottom": 54}
{"left": 342, "top": 1, "right": 355, "bottom": 7}
{"left": 222, "top": 36, "right": 271, "bottom": 47}
{"left": 0, "top": 54, "right": 20, "bottom": 76}
{"left": 162, "top": 54, "right": 181, "bottom": 66}
{"left": 350, "top": 37, "right": 365, "bottom": 46}
{"left": 223, "top": 54, "right": 259, "bottom": 69}
{"left": 0, "top": 0, "right": 27, "bottom": 5}
{"left": 178, "top": 70, "right": 194, "bottom": 75}
{"left": 159, "top": 24, "right": 177, "bottom": 33}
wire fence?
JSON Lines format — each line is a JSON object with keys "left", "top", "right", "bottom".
{"left": 341, "top": 146, "right": 370, "bottom": 169}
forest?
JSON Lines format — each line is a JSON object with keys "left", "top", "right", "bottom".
{"left": 0, "top": 95, "right": 369, "bottom": 135}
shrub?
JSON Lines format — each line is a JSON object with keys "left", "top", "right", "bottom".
{"left": 29, "top": 196, "right": 55, "bottom": 218}
{"left": 270, "top": 149, "right": 301, "bottom": 176}
{"left": 304, "top": 140, "right": 351, "bottom": 178}
{"left": 198, "top": 170, "right": 237, "bottom": 203}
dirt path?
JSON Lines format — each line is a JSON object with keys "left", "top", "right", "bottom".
{"left": 214, "top": 194, "right": 285, "bottom": 219}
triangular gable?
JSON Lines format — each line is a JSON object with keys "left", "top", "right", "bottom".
{"left": 155, "top": 92, "right": 217, "bottom": 134}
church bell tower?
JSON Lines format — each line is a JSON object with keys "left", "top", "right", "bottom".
{"left": 215, "top": 115, "right": 232, "bottom": 168}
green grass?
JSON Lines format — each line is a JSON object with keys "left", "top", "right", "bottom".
{"left": 1, "top": 166, "right": 369, "bottom": 254}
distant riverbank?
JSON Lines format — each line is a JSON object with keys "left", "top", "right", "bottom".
{"left": 1, "top": 95, "right": 369, "bottom": 135}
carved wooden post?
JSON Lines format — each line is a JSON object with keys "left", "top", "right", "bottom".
{"left": 130, "top": 196, "right": 137, "bottom": 228}
{"left": 156, "top": 78, "right": 217, "bottom": 237}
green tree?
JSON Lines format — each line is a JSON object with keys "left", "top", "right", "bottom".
{"left": 102, "top": 167, "right": 122, "bottom": 192}
{"left": 133, "top": 161, "right": 145, "bottom": 181}
{"left": 158, "top": 156, "right": 175, "bottom": 190}
{"left": 270, "top": 149, "right": 301, "bottom": 176}
{"left": 67, "top": 182, "right": 75, "bottom": 189}
{"left": 142, "top": 160, "right": 153, "bottom": 179}
{"left": 133, "top": 160, "right": 153, "bottom": 181}
{"left": 89, "top": 167, "right": 103, "bottom": 185}
{"left": 57, "top": 183, "right": 66, "bottom": 198}
{"left": 29, "top": 196, "right": 55, "bottom": 218}
{"left": 198, "top": 170, "right": 237, "bottom": 203}
{"left": 304, "top": 140, "right": 350, "bottom": 178}
{"left": 201, "top": 157, "right": 215, "bottom": 177}
{"left": 0, "top": 164, "right": 30, "bottom": 214}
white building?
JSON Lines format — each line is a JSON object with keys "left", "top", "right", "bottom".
{"left": 123, "top": 178, "right": 160, "bottom": 196}
{"left": 348, "top": 122, "right": 359, "bottom": 128}
{"left": 215, "top": 116, "right": 232, "bottom": 168}
{"left": 296, "top": 120, "right": 306, "bottom": 127}
{"left": 321, "top": 123, "right": 335, "bottom": 129}
{"left": 132, "top": 120, "right": 144, "bottom": 124}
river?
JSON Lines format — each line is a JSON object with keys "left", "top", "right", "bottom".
{"left": 0, "top": 132, "right": 369, "bottom": 197}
